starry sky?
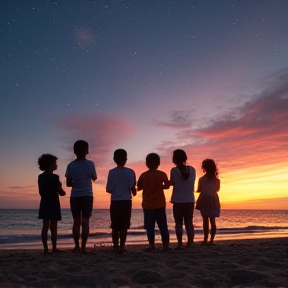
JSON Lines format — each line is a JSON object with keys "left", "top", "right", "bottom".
{"left": 1, "top": 0, "right": 288, "bottom": 209}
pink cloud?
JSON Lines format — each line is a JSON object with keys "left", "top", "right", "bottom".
{"left": 55, "top": 114, "right": 136, "bottom": 184}
{"left": 74, "top": 28, "right": 95, "bottom": 50}
{"left": 154, "top": 69, "right": 288, "bottom": 173}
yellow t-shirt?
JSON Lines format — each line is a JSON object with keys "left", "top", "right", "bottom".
{"left": 137, "top": 169, "right": 169, "bottom": 209}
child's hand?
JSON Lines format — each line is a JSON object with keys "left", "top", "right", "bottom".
{"left": 131, "top": 187, "right": 137, "bottom": 196}
{"left": 58, "top": 188, "right": 66, "bottom": 196}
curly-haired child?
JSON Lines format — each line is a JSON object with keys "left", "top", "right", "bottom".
{"left": 38, "top": 153, "right": 66, "bottom": 253}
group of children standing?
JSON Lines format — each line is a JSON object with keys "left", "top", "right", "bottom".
{"left": 37, "top": 140, "right": 221, "bottom": 254}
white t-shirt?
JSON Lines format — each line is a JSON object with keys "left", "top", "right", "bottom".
{"left": 106, "top": 167, "right": 136, "bottom": 201}
{"left": 170, "top": 165, "right": 196, "bottom": 203}
{"left": 65, "top": 159, "right": 97, "bottom": 197}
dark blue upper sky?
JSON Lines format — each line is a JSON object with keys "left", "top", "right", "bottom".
{"left": 1, "top": 0, "right": 288, "bottom": 208}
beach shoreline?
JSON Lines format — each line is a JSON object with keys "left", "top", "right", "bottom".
{"left": 1, "top": 231, "right": 287, "bottom": 251}
{"left": 0, "top": 237, "right": 287, "bottom": 288}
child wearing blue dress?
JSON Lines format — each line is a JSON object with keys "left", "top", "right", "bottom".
{"left": 38, "top": 154, "right": 66, "bottom": 253}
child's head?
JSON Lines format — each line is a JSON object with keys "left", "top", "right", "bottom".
{"left": 38, "top": 154, "right": 58, "bottom": 172}
{"left": 113, "top": 149, "right": 127, "bottom": 167}
{"left": 172, "top": 149, "right": 187, "bottom": 166}
{"left": 201, "top": 159, "right": 218, "bottom": 179}
{"left": 146, "top": 153, "right": 160, "bottom": 170}
{"left": 73, "top": 140, "right": 89, "bottom": 158}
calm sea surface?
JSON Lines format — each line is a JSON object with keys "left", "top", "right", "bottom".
{"left": 0, "top": 209, "right": 287, "bottom": 249}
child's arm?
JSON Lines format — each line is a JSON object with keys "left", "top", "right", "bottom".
{"left": 56, "top": 177, "right": 66, "bottom": 196}
{"left": 196, "top": 179, "right": 201, "bottom": 193}
{"left": 66, "top": 177, "right": 73, "bottom": 187}
{"left": 137, "top": 175, "right": 143, "bottom": 191}
{"left": 91, "top": 163, "right": 97, "bottom": 182}
{"left": 91, "top": 175, "right": 97, "bottom": 182}
{"left": 163, "top": 174, "right": 170, "bottom": 189}
{"left": 169, "top": 169, "right": 174, "bottom": 186}
{"left": 131, "top": 186, "right": 137, "bottom": 196}
{"left": 57, "top": 186, "right": 66, "bottom": 196}
{"left": 216, "top": 179, "right": 220, "bottom": 192}
{"left": 106, "top": 172, "right": 112, "bottom": 194}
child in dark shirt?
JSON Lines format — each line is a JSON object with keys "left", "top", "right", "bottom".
{"left": 38, "top": 153, "right": 66, "bottom": 253}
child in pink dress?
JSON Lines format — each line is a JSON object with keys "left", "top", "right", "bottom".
{"left": 196, "top": 159, "right": 220, "bottom": 245}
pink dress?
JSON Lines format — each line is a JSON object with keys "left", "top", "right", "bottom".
{"left": 196, "top": 175, "right": 220, "bottom": 217}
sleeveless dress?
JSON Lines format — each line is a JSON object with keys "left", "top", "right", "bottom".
{"left": 196, "top": 175, "right": 220, "bottom": 217}
{"left": 38, "top": 173, "right": 62, "bottom": 220}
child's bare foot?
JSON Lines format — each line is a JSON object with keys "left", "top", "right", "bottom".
{"left": 208, "top": 241, "right": 215, "bottom": 246}
{"left": 186, "top": 241, "right": 194, "bottom": 248}
{"left": 43, "top": 249, "right": 49, "bottom": 254}
{"left": 118, "top": 247, "right": 127, "bottom": 254}
{"left": 81, "top": 247, "right": 92, "bottom": 254}
{"left": 174, "top": 244, "right": 183, "bottom": 250}
{"left": 52, "top": 249, "right": 62, "bottom": 254}
{"left": 113, "top": 246, "right": 119, "bottom": 253}
{"left": 201, "top": 241, "right": 208, "bottom": 246}
{"left": 72, "top": 246, "right": 81, "bottom": 253}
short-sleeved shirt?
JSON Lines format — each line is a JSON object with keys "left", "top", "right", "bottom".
{"left": 170, "top": 166, "right": 196, "bottom": 203}
{"left": 38, "top": 173, "right": 62, "bottom": 220}
{"left": 65, "top": 159, "right": 97, "bottom": 197}
{"left": 137, "top": 169, "right": 168, "bottom": 209}
{"left": 106, "top": 167, "right": 136, "bottom": 201}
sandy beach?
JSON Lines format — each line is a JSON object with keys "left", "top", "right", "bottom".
{"left": 0, "top": 237, "right": 287, "bottom": 288}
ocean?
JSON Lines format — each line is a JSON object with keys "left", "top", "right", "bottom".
{"left": 0, "top": 209, "right": 287, "bottom": 250}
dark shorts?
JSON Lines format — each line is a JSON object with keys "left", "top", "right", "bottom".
{"left": 173, "top": 202, "right": 194, "bottom": 226}
{"left": 70, "top": 196, "right": 93, "bottom": 219}
{"left": 110, "top": 200, "right": 132, "bottom": 230}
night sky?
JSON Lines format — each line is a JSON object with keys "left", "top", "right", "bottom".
{"left": 1, "top": 0, "right": 288, "bottom": 209}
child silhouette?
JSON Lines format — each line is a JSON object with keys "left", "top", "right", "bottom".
{"left": 106, "top": 149, "right": 136, "bottom": 254}
{"left": 196, "top": 159, "right": 220, "bottom": 245}
{"left": 137, "top": 153, "right": 171, "bottom": 252}
{"left": 65, "top": 140, "right": 97, "bottom": 253}
{"left": 37, "top": 153, "right": 66, "bottom": 254}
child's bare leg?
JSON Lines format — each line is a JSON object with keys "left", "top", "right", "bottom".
{"left": 209, "top": 217, "right": 216, "bottom": 244}
{"left": 41, "top": 220, "right": 49, "bottom": 253}
{"left": 184, "top": 214, "right": 194, "bottom": 247}
{"left": 72, "top": 216, "right": 81, "bottom": 251}
{"left": 119, "top": 228, "right": 128, "bottom": 253}
{"left": 202, "top": 216, "right": 209, "bottom": 244}
{"left": 112, "top": 229, "right": 119, "bottom": 251}
{"left": 50, "top": 220, "right": 58, "bottom": 252}
{"left": 81, "top": 217, "right": 90, "bottom": 252}
{"left": 185, "top": 224, "right": 194, "bottom": 247}
{"left": 175, "top": 222, "right": 183, "bottom": 248}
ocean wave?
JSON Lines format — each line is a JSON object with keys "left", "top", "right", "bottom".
{"left": 1, "top": 225, "right": 287, "bottom": 245}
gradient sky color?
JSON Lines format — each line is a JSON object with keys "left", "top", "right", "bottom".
{"left": 1, "top": 0, "right": 288, "bottom": 209}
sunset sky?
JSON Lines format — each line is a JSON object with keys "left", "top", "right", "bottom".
{"left": 1, "top": 0, "right": 287, "bottom": 210}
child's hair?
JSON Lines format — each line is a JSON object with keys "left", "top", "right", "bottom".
{"left": 202, "top": 159, "right": 218, "bottom": 179}
{"left": 114, "top": 149, "right": 127, "bottom": 166}
{"left": 73, "top": 140, "right": 89, "bottom": 156}
{"left": 146, "top": 153, "right": 160, "bottom": 170}
{"left": 38, "top": 154, "right": 58, "bottom": 171}
{"left": 172, "top": 149, "right": 187, "bottom": 166}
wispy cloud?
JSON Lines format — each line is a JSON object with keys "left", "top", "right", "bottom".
{"left": 8, "top": 186, "right": 36, "bottom": 190}
{"left": 152, "top": 110, "right": 195, "bottom": 129}
{"left": 155, "top": 69, "right": 288, "bottom": 171}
